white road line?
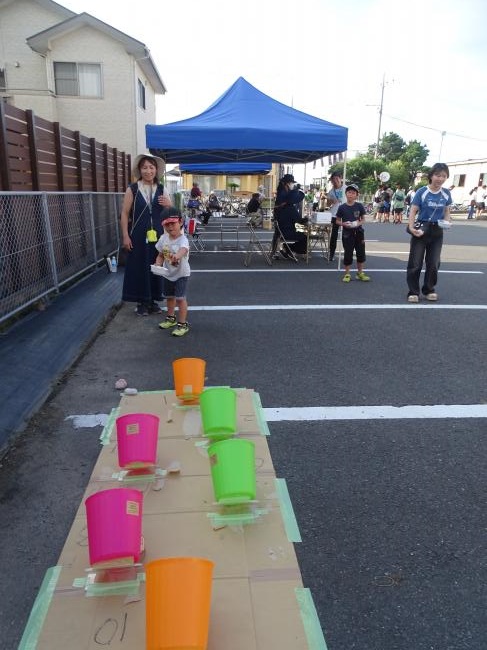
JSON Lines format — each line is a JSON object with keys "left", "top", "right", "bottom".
{"left": 192, "top": 268, "right": 484, "bottom": 274}
{"left": 190, "top": 304, "right": 487, "bottom": 310}
{"left": 65, "top": 414, "right": 109, "bottom": 428}
{"left": 264, "top": 404, "right": 487, "bottom": 421}
{"left": 67, "top": 405, "right": 487, "bottom": 427}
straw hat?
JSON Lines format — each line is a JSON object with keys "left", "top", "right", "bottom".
{"left": 132, "top": 154, "right": 165, "bottom": 179}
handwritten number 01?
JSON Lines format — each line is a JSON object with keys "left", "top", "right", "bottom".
{"left": 94, "top": 613, "right": 128, "bottom": 645}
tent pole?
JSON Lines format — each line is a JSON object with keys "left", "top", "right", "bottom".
{"left": 337, "top": 150, "right": 348, "bottom": 272}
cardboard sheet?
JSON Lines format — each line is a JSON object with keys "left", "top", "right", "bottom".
{"left": 23, "top": 390, "right": 319, "bottom": 650}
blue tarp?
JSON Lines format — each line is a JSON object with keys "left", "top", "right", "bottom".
{"left": 147, "top": 77, "right": 347, "bottom": 164}
{"left": 179, "top": 162, "right": 272, "bottom": 175}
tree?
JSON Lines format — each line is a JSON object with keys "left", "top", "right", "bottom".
{"left": 378, "top": 132, "right": 406, "bottom": 162}
{"left": 399, "top": 140, "right": 429, "bottom": 183}
{"left": 329, "top": 132, "right": 430, "bottom": 193}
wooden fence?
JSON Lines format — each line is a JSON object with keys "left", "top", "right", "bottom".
{"left": 0, "top": 103, "right": 131, "bottom": 192}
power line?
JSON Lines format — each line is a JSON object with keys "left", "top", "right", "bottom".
{"left": 384, "top": 113, "right": 487, "bottom": 142}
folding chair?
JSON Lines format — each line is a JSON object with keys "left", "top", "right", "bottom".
{"left": 244, "top": 223, "right": 273, "bottom": 267}
{"left": 307, "top": 223, "right": 330, "bottom": 262}
{"left": 185, "top": 217, "right": 205, "bottom": 252}
{"left": 272, "top": 220, "right": 299, "bottom": 263}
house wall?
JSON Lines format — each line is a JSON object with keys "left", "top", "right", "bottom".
{"left": 446, "top": 159, "right": 487, "bottom": 204}
{"left": 0, "top": 0, "right": 158, "bottom": 160}
{"left": 44, "top": 25, "right": 152, "bottom": 158}
{"left": 134, "top": 61, "right": 157, "bottom": 157}
{"left": 0, "top": 0, "right": 68, "bottom": 119}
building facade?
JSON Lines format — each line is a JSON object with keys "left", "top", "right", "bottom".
{"left": 446, "top": 158, "right": 487, "bottom": 205}
{"left": 0, "top": 0, "right": 166, "bottom": 160}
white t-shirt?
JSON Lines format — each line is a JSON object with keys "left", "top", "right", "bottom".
{"left": 155, "top": 232, "right": 190, "bottom": 280}
{"left": 474, "top": 187, "right": 485, "bottom": 203}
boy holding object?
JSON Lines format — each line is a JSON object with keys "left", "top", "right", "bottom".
{"left": 336, "top": 184, "right": 370, "bottom": 283}
{"left": 153, "top": 208, "right": 191, "bottom": 337}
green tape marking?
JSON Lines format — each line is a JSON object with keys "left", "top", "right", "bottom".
{"left": 207, "top": 507, "right": 268, "bottom": 528}
{"left": 295, "top": 587, "right": 328, "bottom": 650}
{"left": 252, "top": 391, "right": 270, "bottom": 436}
{"left": 99, "top": 407, "right": 118, "bottom": 445}
{"left": 18, "top": 565, "right": 62, "bottom": 650}
{"left": 275, "top": 478, "right": 301, "bottom": 542}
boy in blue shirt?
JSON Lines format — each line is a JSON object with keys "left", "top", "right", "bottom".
{"left": 336, "top": 184, "right": 370, "bottom": 283}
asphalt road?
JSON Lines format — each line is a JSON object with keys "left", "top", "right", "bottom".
{"left": 1, "top": 220, "right": 486, "bottom": 649}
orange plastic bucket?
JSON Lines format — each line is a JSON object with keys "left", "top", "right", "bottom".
{"left": 116, "top": 413, "right": 159, "bottom": 468}
{"left": 172, "top": 358, "right": 206, "bottom": 404}
{"left": 146, "top": 557, "right": 214, "bottom": 650}
{"left": 85, "top": 488, "right": 143, "bottom": 567}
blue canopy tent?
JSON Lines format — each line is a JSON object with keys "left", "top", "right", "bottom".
{"left": 146, "top": 77, "right": 347, "bottom": 164}
{"left": 179, "top": 162, "right": 272, "bottom": 175}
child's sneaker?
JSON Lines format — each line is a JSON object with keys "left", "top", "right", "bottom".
{"left": 171, "top": 322, "right": 190, "bottom": 337}
{"left": 407, "top": 294, "right": 419, "bottom": 303}
{"left": 159, "top": 315, "right": 177, "bottom": 329}
{"left": 356, "top": 271, "right": 370, "bottom": 282}
{"left": 342, "top": 273, "right": 351, "bottom": 283}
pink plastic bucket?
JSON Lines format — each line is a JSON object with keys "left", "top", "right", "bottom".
{"left": 116, "top": 413, "right": 159, "bottom": 469}
{"left": 85, "top": 488, "right": 143, "bottom": 566}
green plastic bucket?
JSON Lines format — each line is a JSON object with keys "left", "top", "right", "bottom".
{"left": 199, "top": 387, "right": 237, "bottom": 440}
{"left": 208, "top": 438, "right": 256, "bottom": 504}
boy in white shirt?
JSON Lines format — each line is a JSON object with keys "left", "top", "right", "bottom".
{"left": 154, "top": 208, "right": 191, "bottom": 337}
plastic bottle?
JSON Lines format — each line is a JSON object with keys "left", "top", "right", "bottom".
{"left": 110, "top": 256, "right": 117, "bottom": 272}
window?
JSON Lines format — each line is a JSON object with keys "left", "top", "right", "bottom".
{"left": 138, "top": 79, "right": 146, "bottom": 109}
{"left": 452, "top": 174, "right": 466, "bottom": 187}
{"left": 54, "top": 62, "right": 102, "bottom": 97}
{"left": 0, "top": 68, "right": 6, "bottom": 90}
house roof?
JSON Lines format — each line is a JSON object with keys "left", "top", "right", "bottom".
{"left": 0, "top": 0, "right": 75, "bottom": 18}
{"left": 26, "top": 11, "right": 166, "bottom": 94}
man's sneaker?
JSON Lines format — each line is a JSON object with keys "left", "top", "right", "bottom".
{"left": 356, "top": 271, "right": 370, "bottom": 282}
{"left": 135, "top": 303, "right": 149, "bottom": 316}
{"left": 425, "top": 292, "right": 438, "bottom": 301}
{"left": 342, "top": 273, "right": 351, "bottom": 283}
{"left": 171, "top": 322, "right": 190, "bottom": 337}
{"left": 407, "top": 294, "right": 419, "bottom": 303}
{"left": 158, "top": 315, "right": 177, "bottom": 329}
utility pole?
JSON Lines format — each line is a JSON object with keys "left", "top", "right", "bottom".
{"left": 374, "top": 73, "right": 385, "bottom": 159}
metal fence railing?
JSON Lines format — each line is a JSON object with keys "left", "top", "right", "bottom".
{"left": 0, "top": 191, "right": 123, "bottom": 325}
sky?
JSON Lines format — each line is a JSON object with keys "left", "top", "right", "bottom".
{"left": 61, "top": 0, "right": 487, "bottom": 182}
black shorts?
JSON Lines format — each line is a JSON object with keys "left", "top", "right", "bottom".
{"left": 342, "top": 228, "right": 366, "bottom": 265}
